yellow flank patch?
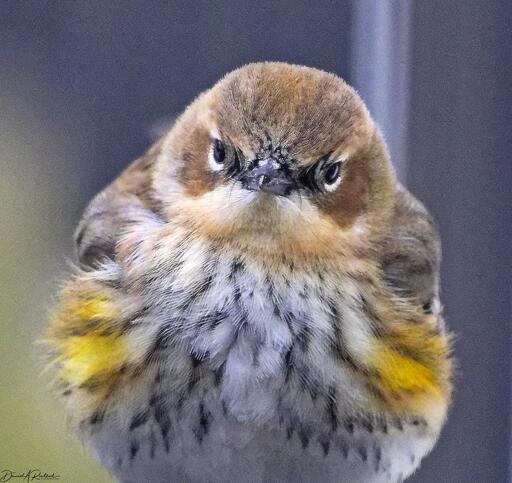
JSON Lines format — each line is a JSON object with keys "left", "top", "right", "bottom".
{"left": 370, "top": 342, "right": 440, "bottom": 397}
{"left": 64, "top": 294, "right": 119, "bottom": 327}
{"left": 49, "top": 287, "right": 129, "bottom": 391}
{"left": 366, "top": 322, "right": 451, "bottom": 411}
{"left": 55, "top": 330, "right": 127, "bottom": 388}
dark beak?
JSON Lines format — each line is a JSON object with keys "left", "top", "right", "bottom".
{"left": 241, "top": 159, "right": 296, "bottom": 197}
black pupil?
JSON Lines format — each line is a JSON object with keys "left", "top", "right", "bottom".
{"left": 213, "top": 139, "right": 226, "bottom": 164}
{"left": 325, "top": 162, "right": 340, "bottom": 184}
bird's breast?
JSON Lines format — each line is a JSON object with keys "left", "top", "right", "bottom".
{"left": 110, "top": 221, "right": 450, "bottom": 422}
{"left": 49, "top": 222, "right": 450, "bottom": 482}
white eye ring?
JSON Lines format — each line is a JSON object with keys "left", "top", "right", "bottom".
{"left": 324, "top": 174, "right": 342, "bottom": 192}
{"left": 208, "top": 138, "right": 225, "bottom": 171}
{"left": 323, "top": 163, "right": 343, "bottom": 192}
{"left": 323, "top": 154, "right": 348, "bottom": 192}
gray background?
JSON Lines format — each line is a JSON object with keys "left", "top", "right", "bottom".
{"left": 1, "top": 1, "right": 511, "bottom": 482}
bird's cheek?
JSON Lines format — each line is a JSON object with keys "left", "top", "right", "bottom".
{"left": 314, "top": 176, "right": 369, "bottom": 230}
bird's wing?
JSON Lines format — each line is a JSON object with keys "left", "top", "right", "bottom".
{"left": 381, "top": 183, "right": 442, "bottom": 314}
{"left": 75, "top": 140, "right": 163, "bottom": 268}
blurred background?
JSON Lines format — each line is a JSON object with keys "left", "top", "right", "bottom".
{"left": 1, "top": 1, "right": 510, "bottom": 482}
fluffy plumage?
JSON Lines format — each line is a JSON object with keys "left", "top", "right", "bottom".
{"left": 47, "top": 63, "right": 452, "bottom": 483}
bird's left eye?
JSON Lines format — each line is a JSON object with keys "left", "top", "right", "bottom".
{"left": 323, "top": 161, "right": 342, "bottom": 191}
{"left": 209, "top": 139, "right": 226, "bottom": 171}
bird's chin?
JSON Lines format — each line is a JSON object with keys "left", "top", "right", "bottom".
{"left": 239, "top": 189, "right": 308, "bottom": 222}
{"left": 171, "top": 183, "right": 369, "bottom": 259}
{"left": 199, "top": 184, "right": 305, "bottom": 220}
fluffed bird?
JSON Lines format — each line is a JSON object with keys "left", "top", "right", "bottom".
{"left": 47, "top": 62, "right": 452, "bottom": 483}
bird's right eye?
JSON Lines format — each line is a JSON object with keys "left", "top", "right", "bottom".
{"left": 209, "top": 139, "right": 226, "bottom": 171}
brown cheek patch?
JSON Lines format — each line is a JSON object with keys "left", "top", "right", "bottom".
{"left": 314, "top": 159, "right": 369, "bottom": 228}
{"left": 177, "top": 127, "right": 218, "bottom": 197}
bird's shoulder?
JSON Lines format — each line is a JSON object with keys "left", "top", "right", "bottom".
{"left": 380, "top": 183, "right": 441, "bottom": 313}
{"left": 75, "top": 139, "right": 164, "bottom": 268}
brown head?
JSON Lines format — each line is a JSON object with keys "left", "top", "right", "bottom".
{"left": 152, "top": 62, "right": 396, "bottom": 260}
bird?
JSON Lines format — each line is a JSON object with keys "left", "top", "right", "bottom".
{"left": 46, "top": 62, "right": 452, "bottom": 483}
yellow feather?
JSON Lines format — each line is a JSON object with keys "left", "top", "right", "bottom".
{"left": 56, "top": 331, "right": 126, "bottom": 387}
{"left": 49, "top": 289, "right": 128, "bottom": 389}
{"left": 370, "top": 342, "right": 441, "bottom": 396}
{"left": 65, "top": 294, "right": 118, "bottom": 324}
{"left": 365, "top": 321, "right": 451, "bottom": 411}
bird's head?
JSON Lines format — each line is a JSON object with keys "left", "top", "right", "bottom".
{"left": 153, "top": 63, "right": 396, "bottom": 260}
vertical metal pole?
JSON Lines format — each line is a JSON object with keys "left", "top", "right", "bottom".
{"left": 350, "top": 0, "right": 411, "bottom": 181}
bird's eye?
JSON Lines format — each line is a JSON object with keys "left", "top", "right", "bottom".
{"left": 323, "top": 161, "right": 342, "bottom": 192}
{"left": 208, "top": 139, "right": 226, "bottom": 171}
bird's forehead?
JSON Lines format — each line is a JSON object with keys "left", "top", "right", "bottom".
{"left": 208, "top": 63, "right": 367, "bottom": 163}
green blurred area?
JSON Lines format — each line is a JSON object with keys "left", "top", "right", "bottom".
{"left": 0, "top": 80, "right": 112, "bottom": 482}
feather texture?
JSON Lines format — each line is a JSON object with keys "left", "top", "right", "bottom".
{"left": 47, "top": 62, "right": 452, "bottom": 483}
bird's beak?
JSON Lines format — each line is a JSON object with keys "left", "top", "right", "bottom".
{"left": 241, "top": 158, "right": 296, "bottom": 197}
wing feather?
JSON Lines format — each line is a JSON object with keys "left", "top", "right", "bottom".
{"left": 381, "top": 183, "right": 442, "bottom": 314}
{"left": 75, "top": 140, "right": 163, "bottom": 268}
